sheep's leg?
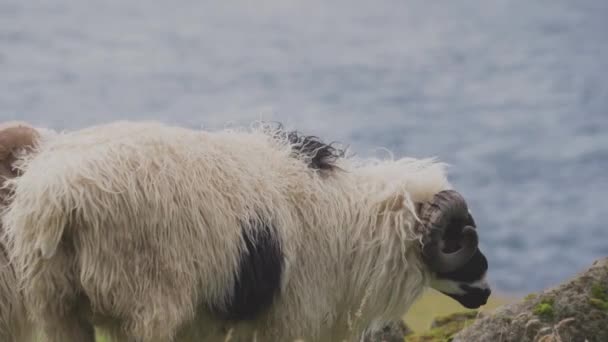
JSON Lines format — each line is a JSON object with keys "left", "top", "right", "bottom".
{"left": 41, "top": 312, "right": 95, "bottom": 342}
{"left": 22, "top": 246, "right": 96, "bottom": 342}
{"left": 35, "top": 291, "right": 96, "bottom": 342}
{"left": 125, "top": 309, "right": 182, "bottom": 342}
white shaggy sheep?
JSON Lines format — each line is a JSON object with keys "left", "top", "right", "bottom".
{"left": 3, "top": 121, "right": 491, "bottom": 342}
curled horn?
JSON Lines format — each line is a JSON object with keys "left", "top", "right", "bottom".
{"left": 420, "top": 190, "right": 478, "bottom": 273}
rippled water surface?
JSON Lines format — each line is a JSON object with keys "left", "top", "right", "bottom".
{"left": 2, "top": 0, "right": 607, "bottom": 293}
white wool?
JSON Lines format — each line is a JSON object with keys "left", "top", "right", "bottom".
{"left": 0, "top": 121, "right": 44, "bottom": 342}
{"left": 3, "top": 121, "right": 451, "bottom": 342}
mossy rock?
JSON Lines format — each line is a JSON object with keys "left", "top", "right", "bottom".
{"left": 453, "top": 258, "right": 608, "bottom": 342}
{"left": 405, "top": 311, "right": 481, "bottom": 342}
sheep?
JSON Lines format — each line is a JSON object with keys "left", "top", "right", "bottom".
{"left": 0, "top": 121, "right": 45, "bottom": 342}
{"left": 2, "top": 120, "right": 491, "bottom": 342}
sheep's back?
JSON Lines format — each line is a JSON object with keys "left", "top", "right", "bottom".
{"left": 4, "top": 122, "right": 306, "bottom": 334}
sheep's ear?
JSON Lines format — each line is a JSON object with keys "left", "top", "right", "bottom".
{"left": 0, "top": 124, "right": 39, "bottom": 177}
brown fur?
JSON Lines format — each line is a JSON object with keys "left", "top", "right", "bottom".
{"left": 0, "top": 122, "right": 39, "bottom": 342}
{"left": 0, "top": 124, "right": 39, "bottom": 206}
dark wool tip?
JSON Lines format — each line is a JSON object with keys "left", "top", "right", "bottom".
{"left": 266, "top": 123, "right": 345, "bottom": 172}
{"left": 286, "top": 131, "right": 345, "bottom": 171}
{"left": 213, "top": 220, "right": 284, "bottom": 321}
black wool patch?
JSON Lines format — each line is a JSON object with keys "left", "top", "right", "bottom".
{"left": 214, "top": 221, "right": 284, "bottom": 321}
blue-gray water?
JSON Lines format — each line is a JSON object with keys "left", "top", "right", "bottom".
{"left": 1, "top": 0, "right": 607, "bottom": 294}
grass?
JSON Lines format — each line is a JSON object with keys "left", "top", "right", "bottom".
{"left": 589, "top": 282, "right": 608, "bottom": 311}
{"left": 96, "top": 335, "right": 109, "bottom": 342}
{"left": 532, "top": 297, "right": 555, "bottom": 319}
{"left": 405, "top": 313, "right": 478, "bottom": 342}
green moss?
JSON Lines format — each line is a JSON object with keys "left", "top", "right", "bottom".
{"left": 591, "top": 282, "right": 608, "bottom": 301}
{"left": 405, "top": 312, "right": 477, "bottom": 342}
{"left": 589, "top": 282, "right": 608, "bottom": 311}
{"left": 533, "top": 298, "right": 554, "bottom": 319}
{"left": 589, "top": 298, "right": 608, "bottom": 311}
{"left": 524, "top": 293, "right": 537, "bottom": 301}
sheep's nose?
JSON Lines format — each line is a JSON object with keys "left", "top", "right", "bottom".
{"left": 480, "top": 288, "right": 491, "bottom": 305}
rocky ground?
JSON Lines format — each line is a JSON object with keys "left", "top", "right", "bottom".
{"left": 453, "top": 257, "right": 608, "bottom": 342}
{"left": 368, "top": 257, "right": 608, "bottom": 342}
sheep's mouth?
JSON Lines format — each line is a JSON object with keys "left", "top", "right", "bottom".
{"left": 442, "top": 285, "right": 491, "bottom": 309}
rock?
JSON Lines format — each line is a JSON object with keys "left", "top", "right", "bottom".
{"left": 453, "top": 257, "right": 608, "bottom": 342}
{"left": 363, "top": 320, "right": 412, "bottom": 342}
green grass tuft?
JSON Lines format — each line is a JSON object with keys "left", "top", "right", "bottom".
{"left": 589, "top": 298, "right": 608, "bottom": 311}
{"left": 589, "top": 282, "right": 608, "bottom": 311}
{"left": 405, "top": 315, "right": 476, "bottom": 342}
{"left": 94, "top": 330, "right": 109, "bottom": 342}
{"left": 591, "top": 282, "right": 608, "bottom": 301}
{"left": 533, "top": 298, "right": 554, "bottom": 319}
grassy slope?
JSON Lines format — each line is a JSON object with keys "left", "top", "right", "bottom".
{"left": 404, "top": 289, "right": 510, "bottom": 332}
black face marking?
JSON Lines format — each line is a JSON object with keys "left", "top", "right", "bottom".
{"left": 443, "top": 285, "right": 491, "bottom": 309}
{"left": 441, "top": 211, "right": 476, "bottom": 253}
{"left": 431, "top": 210, "right": 492, "bottom": 309}
{"left": 436, "top": 249, "right": 488, "bottom": 282}
{"left": 213, "top": 220, "right": 284, "bottom": 321}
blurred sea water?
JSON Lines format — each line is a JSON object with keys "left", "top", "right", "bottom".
{"left": 1, "top": 0, "right": 607, "bottom": 294}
